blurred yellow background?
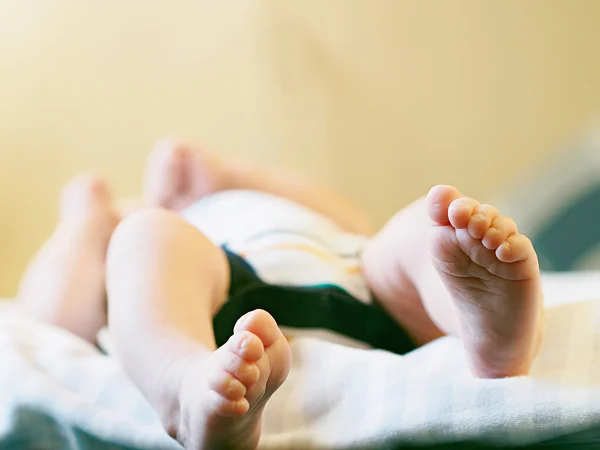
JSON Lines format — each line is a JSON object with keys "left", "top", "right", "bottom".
{"left": 1, "top": 1, "right": 600, "bottom": 296}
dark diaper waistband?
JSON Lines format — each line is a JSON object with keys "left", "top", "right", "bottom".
{"left": 212, "top": 249, "right": 417, "bottom": 355}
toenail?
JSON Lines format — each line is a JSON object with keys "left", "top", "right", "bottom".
{"left": 238, "top": 312, "right": 253, "bottom": 327}
{"left": 239, "top": 337, "right": 250, "bottom": 350}
{"left": 226, "top": 377, "right": 241, "bottom": 394}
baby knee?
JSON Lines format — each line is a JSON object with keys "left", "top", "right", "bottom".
{"left": 109, "top": 208, "right": 186, "bottom": 249}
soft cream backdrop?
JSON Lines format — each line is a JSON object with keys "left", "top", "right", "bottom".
{"left": 1, "top": 1, "right": 600, "bottom": 296}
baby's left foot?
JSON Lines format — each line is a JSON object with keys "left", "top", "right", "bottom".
{"left": 158, "top": 310, "right": 291, "bottom": 450}
{"left": 427, "top": 185, "right": 542, "bottom": 378}
{"left": 17, "top": 175, "right": 120, "bottom": 342}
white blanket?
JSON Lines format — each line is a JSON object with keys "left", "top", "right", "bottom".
{"left": 3, "top": 191, "right": 600, "bottom": 448}
{"left": 2, "top": 275, "right": 600, "bottom": 449}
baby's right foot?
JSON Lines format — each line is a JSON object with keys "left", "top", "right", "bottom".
{"left": 158, "top": 310, "right": 291, "bottom": 450}
{"left": 144, "top": 140, "right": 229, "bottom": 211}
{"left": 426, "top": 186, "right": 542, "bottom": 378}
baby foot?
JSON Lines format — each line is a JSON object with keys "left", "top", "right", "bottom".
{"left": 18, "top": 175, "right": 119, "bottom": 342}
{"left": 143, "top": 139, "right": 228, "bottom": 211}
{"left": 160, "top": 310, "right": 291, "bottom": 450}
{"left": 426, "top": 185, "right": 542, "bottom": 378}
{"left": 60, "top": 174, "right": 120, "bottom": 241}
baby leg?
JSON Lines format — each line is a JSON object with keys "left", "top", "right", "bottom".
{"left": 16, "top": 175, "right": 119, "bottom": 343}
{"left": 362, "top": 186, "right": 542, "bottom": 378}
{"left": 106, "top": 209, "right": 291, "bottom": 450}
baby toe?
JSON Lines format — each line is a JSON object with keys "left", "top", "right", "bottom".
{"left": 426, "top": 185, "right": 462, "bottom": 225}
{"left": 234, "top": 310, "right": 281, "bottom": 349}
{"left": 206, "top": 389, "right": 249, "bottom": 418}
{"left": 209, "top": 371, "right": 247, "bottom": 401}
{"left": 496, "top": 234, "right": 533, "bottom": 263}
{"left": 228, "top": 330, "right": 264, "bottom": 362}
{"left": 467, "top": 204, "right": 499, "bottom": 239}
{"left": 448, "top": 197, "right": 479, "bottom": 229}
{"left": 223, "top": 352, "right": 261, "bottom": 387}
{"left": 482, "top": 216, "right": 518, "bottom": 250}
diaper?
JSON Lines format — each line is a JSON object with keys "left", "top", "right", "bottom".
{"left": 182, "top": 190, "right": 414, "bottom": 353}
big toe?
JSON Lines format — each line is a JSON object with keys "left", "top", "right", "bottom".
{"left": 234, "top": 309, "right": 282, "bottom": 348}
{"left": 426, "top": 185, "right": 462, "bottom": 225}
{"left": 234, "top": 310, "right": 291, "bottom": 392}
